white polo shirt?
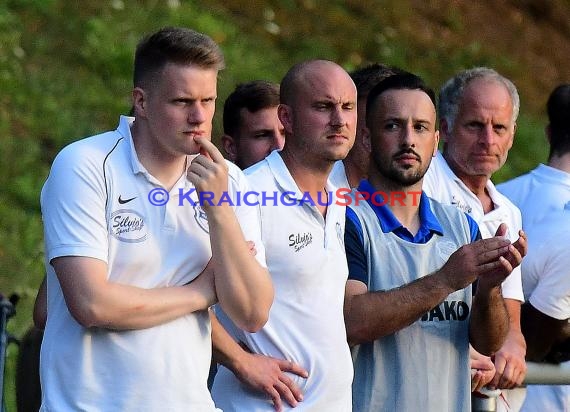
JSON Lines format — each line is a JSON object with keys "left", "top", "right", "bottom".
{"left": 423, "top": 152, "right": 524, "bottom": 301}
{"left": 519, "top": 210, "right": 570, "bottom": 411}
{"left": 497, "top": 164, "right": 570, "bottom": 230}
{"left": 212, "top": 150, "right": 353, "bottom": 411}
{"left": 40, "top": 116, "right": 264, "bottom": 412}
{"left": 330, "top": 160, "right": 351, "bottom": 191}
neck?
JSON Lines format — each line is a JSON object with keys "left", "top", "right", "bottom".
{"left": 368, "top": 171, "right": 422, "bottom": 235}
{"left": 443, "top": 152, "right": 494, "bottom": 213}
{"left": 280, "top": 147, "right": 333, "bottom": 192}
{"left": 280, "top": 148, "right": 333, "bottom": 217}
{"left": 131, "top": 122, "right": 188, "bottom": 190}
{"left": 548, "top": 152, "right": 570, "bottom": 174}
{"left": 343, "top": 158, "right": 367, "bottom": 189}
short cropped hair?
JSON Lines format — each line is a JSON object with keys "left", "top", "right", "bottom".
{"left": 350, "top": 63, "right": 405, "bottom": 98}
{"left": 280, "top": 60, "right": 314, "bottom": 106}
{"left": 438, "top": 67, "right": 519, "bottom": 131}
{"left": 133, "top": 27, "right": 224, "bottom": 88}
{"left": 366, "top": 72, "right": 436, "bottom": 128}
{"left": 223, "top": 80, "right": 280, "bottom": 138}
{"left": 547, "top": 84, "right": 570, "bottom": 158}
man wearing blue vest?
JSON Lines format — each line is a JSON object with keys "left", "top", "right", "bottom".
{"left": 343, "top": 73, "right": 526, "bottom": 411}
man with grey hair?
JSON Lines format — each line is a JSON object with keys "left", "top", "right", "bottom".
{"left": 423, "top": 67, "right": 527, "bottom": 411}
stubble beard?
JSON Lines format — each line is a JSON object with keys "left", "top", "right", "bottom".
{"left": 373, "top": 155, "right": 426, "bottom": 187}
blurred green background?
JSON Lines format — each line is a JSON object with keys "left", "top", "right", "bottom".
{"left": 1, "top": 0, "right": 569, "bottom": 409}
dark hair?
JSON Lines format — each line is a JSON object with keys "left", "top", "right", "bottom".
{"left": 350, "top": 63, "right": 405, "bottom": 98}
{"left": 133, "top": 27, "right": 224, "bottom": 88}
{"left": 366, "top": 73, "right": 436, "bottom": 127}
{"left": 223, "top": 80, "right": 280, "bottom": 137}
{"left": 547, "top": 84, "right": 570, "bottom": 158}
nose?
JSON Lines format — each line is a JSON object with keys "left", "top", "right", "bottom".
{"left": 478, "top": 124, "right": 495, "bottom": 146}
{"left": 271, "top": 129, "right": 285, "bottom": 151}
{"left": 188, "top": 104, "right": 206, "bottom": 125}
{"left": 330, "top": 106, "right": 346, "bottom": 128}
{"left": 401, "top": 123, "right": 415, "bottom": 147}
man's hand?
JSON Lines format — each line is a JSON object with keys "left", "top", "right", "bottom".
{"left": 188, "top": 137, "right": 229, "bottom": 213}
{"left": 438, "top": 236, "right": 511, "bottom": 291}
{"left": 470, "top": 347, "right": 496, "bottom": 392}
{"left": 511, "top": 229, "right": 528, "bottom": 263}
{"left": 489, "top": 329, "right": 527, "bottom": 389}
{"left": 477, "top": 224, "right": 524, "bottom": 291}
{"left": 233, "top": 352, "right": 309, "bottom": 412}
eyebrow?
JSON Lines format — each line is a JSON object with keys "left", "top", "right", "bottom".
{"left": 383, "top": 116, "right": 433, "bottom": 125}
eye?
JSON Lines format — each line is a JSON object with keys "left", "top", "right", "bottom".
{"left": 493, "top": 125, "right": 508, "bottom": 135}
{"left": 254, "top": 132, "right": 272, "bottom": 139}
{"left": 414, "top": 123, "right": 429, "bottom": 132}
{"left": 384, "top": 122, "right": 399, "bottom": 131}
{"left": 465, "top": 122, "right": 484, "bottom": 131}
{"left": 173, "top": 99, "right": 190, "bottom": 106}
{"left": 313, "top": 103, "right": 330, "bottom": 111}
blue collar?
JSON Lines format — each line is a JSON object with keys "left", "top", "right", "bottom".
{"left": 357, "top": 180, "right": 444, "bottom": 243}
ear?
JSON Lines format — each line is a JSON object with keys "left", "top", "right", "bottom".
{"left": 278, "top": 104, "right": 293, "bottom": 135}
{"left": 132, "top": 87, "right": 146, "bottom": 118}
{"left": 221, "top": 134, "right": 238, "bottom": 161}
{"left": 439, "top": 118, "right": 450, "bottom": 143}
{"left": 507, "top": 122, "right": 517, "bottom": 150}
{"left": 433, "top": 130, "right": 440, "bottom": 157}
{"left": 545, "top": 124, "right": 552, "bottom": 145}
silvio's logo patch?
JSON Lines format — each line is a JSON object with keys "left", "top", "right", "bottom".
{"left": 450, "top": 195, "right": 472, "bottom": 214}
{"left": 194, "top": 204, "right": 209, "bottom": 233}
{"left": 110, "top": 209, "right": 148, "bottom": 243}
{"left": 288, "top": 232, "right": 313, "bottom": 252}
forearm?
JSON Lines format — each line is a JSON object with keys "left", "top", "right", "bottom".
{"left": 84, "top": 282, "right": 213, "bottom": 330}
{"left": 208, "top": 206, "right": 273, "bottom": 332}
{"left": 504, "top": 299, "right": 526, "bottom": 355}
{"left": 211, "top": 310, "right": 248, "bottom": 373}
{"left": 54, "top": 256, "right": 215, "bottom": 330}
{"left": 345, "top": 273, "right": 454, "bottom": 346}
{"left": 470, "top": 284, "right": 509, "bottom": 355}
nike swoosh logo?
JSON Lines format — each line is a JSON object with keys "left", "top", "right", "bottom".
{"left": 118, "top": 195, "right": 137, "bottom": 204}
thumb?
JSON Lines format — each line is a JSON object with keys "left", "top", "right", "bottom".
{"left": 494, "top": 223, "right": 508, "bottom": 238}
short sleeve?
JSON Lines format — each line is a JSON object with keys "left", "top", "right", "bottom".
{"left": 345, "top": 207, "right": 368, "bottom": 285}
{"left": 527, "top": 235, "right": 570, "bottom": 320}
{"left": 41, "top": 142, "right": 109, "bottom": 263}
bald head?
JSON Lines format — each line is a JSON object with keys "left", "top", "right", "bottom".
{"left": 278, "top": 59, "right": 357, "bottom": 165}
{"left": 280, "top": 60, "right": 354, "bottom": 106}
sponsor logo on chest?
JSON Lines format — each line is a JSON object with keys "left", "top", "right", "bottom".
{"left": 288, "top": 232, "right": 313, "bottom": 252}
{"left": 451, "top": 195, "right": 472, "bottom": 214}
{"left": 110, "top": 209, "right": 148, "bottom": 242}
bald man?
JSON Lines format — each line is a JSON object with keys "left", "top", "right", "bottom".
{"left": 211, "top": 60, "right": 356, "bottom": 411}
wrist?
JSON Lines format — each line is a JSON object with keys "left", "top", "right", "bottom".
{"left": 203, "top": 203, "right": 233, "bottom": 223}
{"left": 476, "top": 279, "right": 503, "bottom": 296}
{"left": 230, "top": 346, "right": 251, "bottom": 377}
